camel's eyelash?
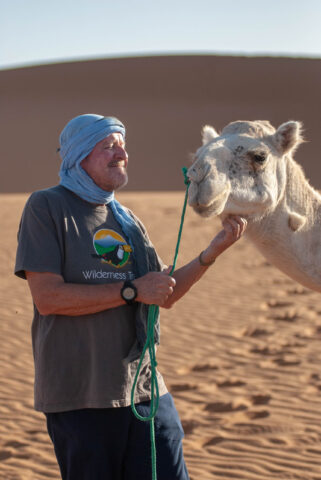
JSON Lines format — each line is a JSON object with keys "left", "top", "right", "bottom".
{"left": 248, "top": 151, "right": 267, "bottom": 163}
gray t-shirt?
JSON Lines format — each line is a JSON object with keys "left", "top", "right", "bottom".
{"left": 15, "top": 185, "right": 167, "bottom": 413}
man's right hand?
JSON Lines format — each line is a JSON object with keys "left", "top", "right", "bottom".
{"left": 134, "top": 267, "right": 176, "bottom": 306}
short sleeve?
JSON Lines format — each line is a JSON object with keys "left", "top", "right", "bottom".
{"left": 14, "top": 192, "right": 63, "bottom": 279}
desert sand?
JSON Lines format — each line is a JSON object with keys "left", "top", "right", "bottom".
{"left": 1, "top": 191, "right": 321, "bottom": 480}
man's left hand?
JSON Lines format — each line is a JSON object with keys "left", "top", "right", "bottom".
{"left": 200, "top": 215, "right": 247, "bottom": 264}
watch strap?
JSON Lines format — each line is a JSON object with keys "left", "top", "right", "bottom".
{"left": 121, "top": 280, "right": 138, "bottom": 305}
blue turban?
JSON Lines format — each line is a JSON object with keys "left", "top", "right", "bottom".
{"left": 59, "top": 114, "right": 126, "bottom": 204}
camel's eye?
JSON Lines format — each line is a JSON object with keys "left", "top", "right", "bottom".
{"left": 253, "top": 153, "right": 266, "bottom": 163}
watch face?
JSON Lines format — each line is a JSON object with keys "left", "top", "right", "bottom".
{"left": 122, "top": 286, "right": 136, "bottom": 301}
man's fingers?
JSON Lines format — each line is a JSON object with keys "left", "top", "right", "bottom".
{"left": 224, "top": 218, "right": 240, "bottom": 236}
{"left": 224, "top": 216, "right": 247, "bottom": 237}
{"left": 163, "top": 265, "right": 173, "bottom": 274}
{"left": 239, "top": 217, "right": 247, "bottom": 234}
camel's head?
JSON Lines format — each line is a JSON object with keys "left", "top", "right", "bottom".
{"left": 188, "top": 120, "right": 303, "bottom": 219}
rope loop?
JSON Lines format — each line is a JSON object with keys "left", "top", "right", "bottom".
{"left": 130, "top": 168, "right": 190, "bottom": 479}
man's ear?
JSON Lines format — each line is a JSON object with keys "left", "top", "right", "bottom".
{"left": 273, "top": 121, "right": 304, "bottom": 154}
{"left": 201, "top": 125, "right": 219, "bottom": 145}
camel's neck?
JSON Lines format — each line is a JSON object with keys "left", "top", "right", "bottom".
{"left": 245, "top": 157, "right": 321, "bottom": 292}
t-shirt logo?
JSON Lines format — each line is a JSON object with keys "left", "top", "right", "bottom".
{"left": 93, "top": 229, "right": 132, "bottom": 268}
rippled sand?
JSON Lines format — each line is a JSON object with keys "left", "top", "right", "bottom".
{"left": 1, "top": 192, "right": 321, "bottom": 480}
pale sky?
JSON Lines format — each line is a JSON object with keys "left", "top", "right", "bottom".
{"left": 1, "top": 0, "right": 320, "bottom": 70}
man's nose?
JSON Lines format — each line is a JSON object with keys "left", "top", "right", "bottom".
{"left": 115, "top": 146, "right": 128, "bottom": 159}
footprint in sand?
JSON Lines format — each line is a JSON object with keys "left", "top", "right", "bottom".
{"left": 242, "top": 326, "right": 271, "bottom": 337}
{"left": 245, "top": 409, "right": 270, "bottom": 420}
{"left": 270, "top": 310, "right": 300, "bottom": 322}
{"left": 264, "top": 299, "right": 295, "bottom": 309}
{"left": 229, "top": 423, "right": 279, "bottom": 435}
{"left": 191, "top": 363, "right": 219, "bottom": 372}
{"left": 181, "top": 419, "right": 199, "bottom": 435}
{"left": 249, "top": 394, "right": 271, "bottom": 405}
{"left": 313, "top": 325, "right": 321, "bottom": 336}
{"left": 176, "top": 362, "right": 219, "bottom": 375}
{"left": 250, "top": 346, "right": 276, "bottom": 356}
{"left": 237, "top": 395, "right": 271, "bottom": 421}
{"left": 287, "top": 286, "right": 310, "bottom": 295}
{"left": 306, "top": 373, "right": 321, "bottom": 392}
{"left": 273, "top": 356, "right": 301, "bottom": 366}
{"left": 261, "top": 298, "right": 302, "bottom": 322}
{"left": 0, "top": 450, "right": 12, "bottom": 461}
{"left": 170, "top": 383, "right": 198, "bottom": 392}
{"left": 4, "top": 441, "right": 28, "bottom": 449}
{"left": 268, "top": 437, "right": 287, "bottom": 445}
{"left": 202, "top": 436, "right": 225, "bottom": 447}
{"left": 216, "top": 379, "right": 246, "bottom": 388}
{"left": 281, "top": 340, "right": 306, "bottom": 348}
{"left": 250, "top": 345, "right": 294, "bottom": 356}
{"left": 204, "top": 401, "right": 247, "bottom": 413}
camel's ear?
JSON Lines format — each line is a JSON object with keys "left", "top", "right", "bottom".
{"left": 273, "top": 121, "right": 304, "bottom": 154}
{"left": 202, "top": 125, "right": 219, "bottom": 145}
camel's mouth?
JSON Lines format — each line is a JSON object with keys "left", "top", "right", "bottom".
{"left": 192, "top": 200, "right": 223, "bottom": 218}
{"left": 190, "top": 187, "right": 229, "bottom": 218}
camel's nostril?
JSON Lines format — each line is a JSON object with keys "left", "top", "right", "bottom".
{"left": 187, "top": 166, "right": 200, "bottom": 183}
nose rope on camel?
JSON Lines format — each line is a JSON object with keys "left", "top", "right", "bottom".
{"left": 130, "top": 167, "right": 190, "bottom": 480}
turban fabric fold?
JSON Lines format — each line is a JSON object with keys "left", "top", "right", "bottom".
{"left": 59, "top": 114, "right": 126, "bottom": 204}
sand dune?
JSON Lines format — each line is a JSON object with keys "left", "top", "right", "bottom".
{"left": 2, "top": 191, "right": 321, "bottom": 479}
{"left": 0, "top": 55, "right": 320, "bottom": 193}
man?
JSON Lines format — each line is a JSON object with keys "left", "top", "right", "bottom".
{"left": 15, "top": 114, "right": 247, "bottom": 480}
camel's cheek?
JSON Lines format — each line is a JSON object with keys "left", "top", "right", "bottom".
{"left": 188, "top": 182, "right": 199, "bottom": 206}
{"left": 199, "top": 178, "right": 218, "bottom": 206}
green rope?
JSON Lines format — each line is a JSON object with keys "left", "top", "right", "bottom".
{"left": 130, "top": 167, "right": 190, "bottom": 480}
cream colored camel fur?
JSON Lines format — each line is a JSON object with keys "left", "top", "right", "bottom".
{"left": 188, "top": 120, "right": 321, "bottom": 292}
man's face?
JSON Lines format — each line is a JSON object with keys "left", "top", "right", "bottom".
{"left": 81, "top": 133, "right": 128, "bottom": 192}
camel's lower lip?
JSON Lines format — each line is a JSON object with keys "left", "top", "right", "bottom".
{"left": 192, "top": 199, "right": 219, "bottom": 215}
{"left": 190, "top": 189, "right": 228, "bottom": 215}
{"left": 193, "top": 203, "right": 212, "bottom": 213}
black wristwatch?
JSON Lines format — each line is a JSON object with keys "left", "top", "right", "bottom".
{"left": 121, "top": 280, "right": 138, "bottom": 305}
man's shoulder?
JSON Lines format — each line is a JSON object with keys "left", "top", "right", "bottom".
{"left": 27, "top": 185, "right": 70, "bottom": 208}
{"left": 29, "top": 185, "right": 66, "bottom": 200}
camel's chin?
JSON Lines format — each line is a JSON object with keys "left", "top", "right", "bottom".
{"left": 192, "top": 200, "right": 225, "bottom": 218}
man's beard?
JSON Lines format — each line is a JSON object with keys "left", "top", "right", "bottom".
{"left": 115, "top": 172, "right": 128, "bottom": 191}
{"left": 105, "top": 171, "right": 128, "bottom": 192}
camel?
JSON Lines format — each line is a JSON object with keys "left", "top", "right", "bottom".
{"left": 187, "top": 120, "right": 321, "bottom": 292}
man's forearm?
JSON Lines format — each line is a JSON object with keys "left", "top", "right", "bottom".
{"left": 26, "top": 272, "right": 126, "bottom": 316}
{"left": 48, "top": 283, "right": 127, "bottom": 316}
{"left": 162, "top": 255, "right": 210, "bottom": 309}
